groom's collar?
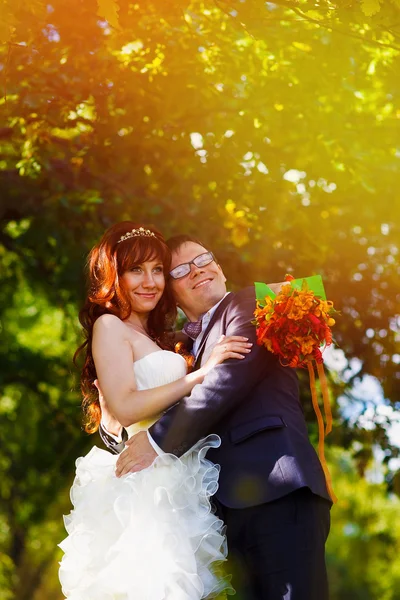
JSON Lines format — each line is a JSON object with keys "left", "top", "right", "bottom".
{"left": 198, "top": 292, "right": 230, "bottom": 330}
{"left": 194, "top": 291, "right": 234, "bottom": 364}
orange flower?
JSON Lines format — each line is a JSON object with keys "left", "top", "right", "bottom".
{"left": 287, "top": 305, "right": 306, "bottom": 320}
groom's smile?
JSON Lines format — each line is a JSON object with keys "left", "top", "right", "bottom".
{"left": 193, "top": 278, "right": 213, "bottom": 289}
{"left": 169, "top": 242, "right": 227, "bottom": 321}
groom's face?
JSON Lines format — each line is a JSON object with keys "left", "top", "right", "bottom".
{"left": 169, "top": 242, "right": 227, "bottom": 321}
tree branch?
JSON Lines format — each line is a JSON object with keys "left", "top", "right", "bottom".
{"left": 214, "top": 0, "right": 400, "bottom": 52}
{"left": 290, "top": 6, "right": 400, "bottom": 52}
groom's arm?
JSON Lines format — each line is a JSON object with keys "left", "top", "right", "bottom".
{"left": 149, "top": 289, "right": 277, "bottom": 456}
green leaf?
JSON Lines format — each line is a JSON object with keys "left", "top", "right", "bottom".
{"left": 290, "top": 275, "right": 327, "bottom": 300}
{"left": 254, "top": 281, "right": 276, "bottom": 304}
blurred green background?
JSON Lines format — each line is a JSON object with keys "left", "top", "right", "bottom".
{"left": 1, "top": 0, "right": 400, "bottom": 597}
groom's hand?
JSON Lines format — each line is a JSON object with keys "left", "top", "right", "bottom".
{"left": 115, "top": 431, "right": 157, "bottom": 477}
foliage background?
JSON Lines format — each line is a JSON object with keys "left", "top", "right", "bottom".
{"left": 0, "top": 0, "right": 400, "bottom": 597}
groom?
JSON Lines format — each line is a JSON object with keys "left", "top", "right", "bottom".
{"left": 100, "top": 235, "right": 332, "bottom": 599}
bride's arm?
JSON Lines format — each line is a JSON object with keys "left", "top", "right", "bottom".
{"left": 93, "top": 314, "right": 250, "bottom": 428}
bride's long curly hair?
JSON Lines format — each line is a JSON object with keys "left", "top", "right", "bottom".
{"left": 75, "top": 222, "right": 176, "bottom": 434}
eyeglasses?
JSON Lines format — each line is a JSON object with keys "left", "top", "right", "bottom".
{"left": 169, "top": 251, "right": 215, "bottom": 280}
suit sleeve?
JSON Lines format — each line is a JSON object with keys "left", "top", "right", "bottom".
{"left": 98, "top": 422, "right": 128, "bottom": 454}
{"left": 149, "top": 290, "right": 277, "bottom": 456}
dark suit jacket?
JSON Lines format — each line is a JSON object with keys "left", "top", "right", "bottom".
{"left": 100, "top": 287, "right": 331, "bottom": 509}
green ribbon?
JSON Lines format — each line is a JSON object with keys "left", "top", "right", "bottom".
{"left": 255, "top": 275, "right": 326, "bottom": 307}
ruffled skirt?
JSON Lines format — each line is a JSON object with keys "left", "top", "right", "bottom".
{"left": 59, "top": 435, "right": 233, "bottom": 599}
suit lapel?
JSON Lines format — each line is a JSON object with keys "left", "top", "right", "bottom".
{"left": 195, "top": 292, "right": 234, "bottom": 367}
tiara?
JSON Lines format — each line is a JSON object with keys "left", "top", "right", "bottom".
{"left": 117, "top": 227, "right": 156, "bottom": 244}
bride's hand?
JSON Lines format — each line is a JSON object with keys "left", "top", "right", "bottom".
{"left": 202, "top": 335, "right": 253, "bottom": 375}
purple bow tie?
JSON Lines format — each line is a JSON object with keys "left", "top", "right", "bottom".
{"left": 183, "top": 319, "right": 203, "bottom": 340}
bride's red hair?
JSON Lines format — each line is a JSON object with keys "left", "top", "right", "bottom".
{"left": 75, "top": 222, "right": 176, "bottom": 434}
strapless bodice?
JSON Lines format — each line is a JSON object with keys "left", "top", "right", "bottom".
{"left": 126, "top": 350, "right": 187, "bottom": 438}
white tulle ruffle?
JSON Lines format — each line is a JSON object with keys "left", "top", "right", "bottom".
{"left": 59, "top": 435, "right": 233, "bottom": 599}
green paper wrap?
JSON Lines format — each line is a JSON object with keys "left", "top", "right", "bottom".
{"left": 255, "top": 275, "right": 326, "bottom": 307}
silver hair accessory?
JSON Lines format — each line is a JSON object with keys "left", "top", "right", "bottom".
{"left": 117, "top": 227, "right": 156, "bottom": 244}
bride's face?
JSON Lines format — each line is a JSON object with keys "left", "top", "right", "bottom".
{"left": 121, "top": 259, "right": 165, "bottom": 314}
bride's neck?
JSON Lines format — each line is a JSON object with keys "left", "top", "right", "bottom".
{"left": 125, "top": 311, "right": 150, "bottom": 334}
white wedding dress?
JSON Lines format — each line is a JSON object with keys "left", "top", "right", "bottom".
{"left": 59, "top": 350, "right": 233, "bottom": 600}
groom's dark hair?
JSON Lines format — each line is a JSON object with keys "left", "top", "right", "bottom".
{"left": 166, "top": 234, "right": 208, "bottom": 253}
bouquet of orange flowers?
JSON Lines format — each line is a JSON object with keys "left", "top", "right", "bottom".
{"left": 254, "top": 274, "right": 337, "bottom": 502}
{"left": 254, "top": 274, "right": 335, "bottom": 368}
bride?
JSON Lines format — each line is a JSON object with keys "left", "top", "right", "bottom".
{"left": 59, "top": 222, "right": 250, "bottom": 599}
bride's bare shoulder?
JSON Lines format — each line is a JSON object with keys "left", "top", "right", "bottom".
{"left": 93, "top": 313, "right": 125, "bottom": 335}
